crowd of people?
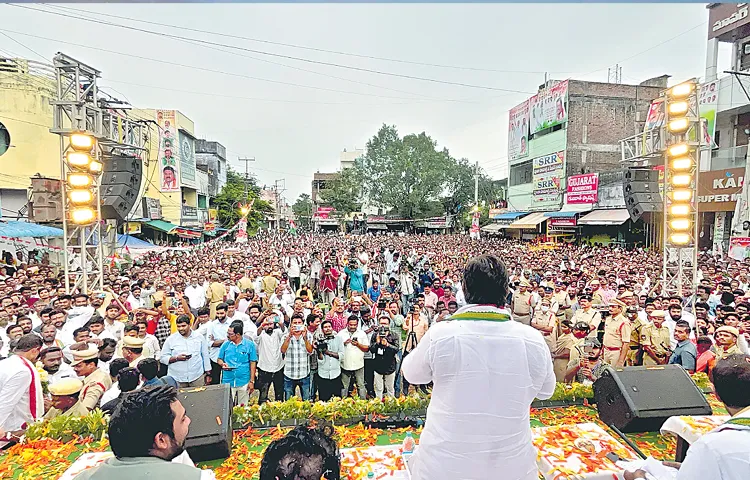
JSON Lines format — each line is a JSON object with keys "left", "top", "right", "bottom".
{"left": 0, "top": 232, "right": 748, "bottom": 478}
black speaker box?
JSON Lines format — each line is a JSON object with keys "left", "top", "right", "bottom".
{"left": 100, "top": 154, "right": 143, "bottom": 221}
{"left": 594, "top": 365, "right": 712, "bottom": 433}
{"left": 624, "top": 168, "right": 659, "bottom": 182}
{"left": 179, "top": 384, "right": 233, "bottom": 462}
{"left": 624, "top": 181, "right": 660, "bottom": 194}
{"left": 102, "top": 171, "right": 141, "bottom": 188}
{"left": 103, "top": 155, "right": 143, "bottom": 175}
{"left": 100, "top": 184, "right": 138, "bottom": 220}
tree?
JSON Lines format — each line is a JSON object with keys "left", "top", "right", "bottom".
{"left": 317, "top": 166, "right": 361, "bottom": 218}
{"left": 292, "top": 193, "right": 313, "bottom": 227}
{"left": 359, "top": 124, "right": 452, "bottom": 218}
{"left": 441, "top": 158, "right": 498, "bottom": 217}
{"left": 212, "top": 167, "right": 274, "bottom": 230}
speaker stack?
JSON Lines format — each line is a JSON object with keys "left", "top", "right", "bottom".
{"left": 179, "top": 383, "right": 233, "bottom": 462}
{"left": 100, "top": 154, "right": 143, "bottom": 221}
{"left": 623, "top": 168, "right": 662, "bottom": 222}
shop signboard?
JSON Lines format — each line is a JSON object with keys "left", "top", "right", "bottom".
{"left": 529, "top": 80, "right": 568, "bottom": 135}
{"left": 697, "top": 168, "right": 744, "bottom": 212}
{"left": 178, "top": 131, "right": 197, "bottom": 188}
{"left": 708, "top": 3, "right": 750, "bottom": 40}
{"left": 567, "top": 173, "right": 599, "bottom": 204}
{"left": 729, "top": 236, "right": 750, "bottom": 261}
{"left": 549, "top": 217, "right": 577, "bottom": 227}
{"left": 699, "top": 80, "right": 720, "bottom": 147}
{"left": 508, "top": 99, "right": 529, "bottom": 162}
{"left": 142, "top": 198, "right": 162, "bottom": 220}
{"left": 488, "top": 208, "right": 504, "bottom": 219}
{"left": 532, "top": 151, "right": 565, "bottom": 209}
{"left": 125, "top": 222, "right": 141, "bottom": 235}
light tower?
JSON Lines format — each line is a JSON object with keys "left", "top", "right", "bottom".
{"left": 662, "top": 80, "right": 702, "bottom": 296}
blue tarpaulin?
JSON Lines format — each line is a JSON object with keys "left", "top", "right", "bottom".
{"left": 0, "top": 221, "right": 64, "bottom": 238}
{"left": 544, "top": 211, "right": 578, "bottom": 218}
{"left": 494, "top": 212, "right": 528, "bottom": 220}
{"left": 117, "top": 234, "right": 155, "bottom": 249}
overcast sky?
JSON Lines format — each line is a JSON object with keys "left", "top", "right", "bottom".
{"left": 0, "top": 3, "right": 726, "bottom": 202}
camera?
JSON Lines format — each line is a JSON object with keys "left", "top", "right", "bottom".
{"left": 316, "top": 340, "right": 328, "bottom": 353}
{"left": 377, "top": 299, "right": 386, "bottom": 309}
{"left": 378, "top": 325, "right": 390, "bottom": 337}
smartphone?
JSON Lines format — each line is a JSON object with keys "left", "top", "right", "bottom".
{"left": 184, "top": 354, "right": 192, "bottom": 359}
{"left": 295, "top": 325, "right": 304, "bottom": 332}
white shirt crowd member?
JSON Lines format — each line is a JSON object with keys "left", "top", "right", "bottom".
{"left": 0, "top": 354, "right": 44, "bottom": 447}
{"left": 403, "top": 304, "right": 555, "bottom": 480}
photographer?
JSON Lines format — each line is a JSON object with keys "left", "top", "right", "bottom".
{"left": 319, "top": 262, "right": 339, "bottom": 307}
{"left": 314, "top": 319, "right": 344, "bottom": 401}
{"left": 369, "top": 315, "right": 399, "bottom": 399}
{"left": 254, "top": 309, "right": 286, "bottom": 404}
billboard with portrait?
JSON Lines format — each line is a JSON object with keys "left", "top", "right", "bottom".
{"left": 529, "top": 80, "right": 568, "bottom": 135}
{"left": 156, "top": 110, "right": 180, "bottom": 192}
{"left": 508, "top": 100, "right": 529, "bottom": 162}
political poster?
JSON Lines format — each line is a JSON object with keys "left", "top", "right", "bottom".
{"left": 567, "top": 173, "right": 599, "bottom": 204}
{"left": 508, "top": 100, "right": 529, "bottom": 162}
{"left": 532, "top": 151, "right": 565, "bottom": 208}
{"left": 529, "top": 80, "right": 568, "bottom": 135}
{"left": 699, "top": 80, "right": 719, "bottom": 148}
{"left": 156, "top": 110, "right": 180, "bottom": 192}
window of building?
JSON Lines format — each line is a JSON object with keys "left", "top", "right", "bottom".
{"left": 0, "top": 122, "right": 9, "bottom": 157}
{"left": 509, "top": 160, "right": 532, "bottom": 187}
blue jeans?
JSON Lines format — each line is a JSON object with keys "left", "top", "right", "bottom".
{"left": 284, "top": 375, "right": 311, "bottom": 401}
{"left": 402, "top": 294, "right": 414, "bottom": 315}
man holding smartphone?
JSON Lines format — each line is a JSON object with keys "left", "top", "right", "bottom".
{"left": 281, "top": 314, "right": 313, "bottom": 400}
{"left": 160, "top": 315, "right": 211, "bottom": 388}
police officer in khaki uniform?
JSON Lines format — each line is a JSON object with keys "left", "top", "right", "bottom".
{"left": 641, "top": 310, "right": 671, "bottom": 366}
{"left": 71, "top": 348, "right": 113, "bottom": 413}
{"left": 602, "top": 298, "right": 631, "bottom": 367}
{"left": 553, "top": 282, "right": 571, "bottom": 330}
{"left": 625, "top": 306, "right": 647, "bottom": 366}
{"left": 43, "top": 378, "right": 90, "bottom": 419}
{"left": 511, "top": 279, "right": 533, "bottom": 325}
{"left": 571, "top": 294, "right": 602, "bottom": 337}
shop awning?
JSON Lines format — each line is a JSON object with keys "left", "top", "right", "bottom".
{"left": 117, "top": 234, "right": 156, "bottom": 249}
{"left": 144, "top": 220, "right": 179, "bottom": 234}
{"left": 506, "top": 212, "right": 548, "bottom": 229}
{"left": 367, "top": 224, "right": 387, "bottom": 230}
{"left": 0, "top": 221, "right": 63, "bottom": 238}
{"left": 578, "top": 209, "right": 631, "bottom": 226}
{"left": 481, "top": 223, "right": 504, "bottom": 232}
{"left": 495, "top": 211, "right": 529, "bottom": 220}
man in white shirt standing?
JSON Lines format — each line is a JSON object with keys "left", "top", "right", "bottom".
{"left": 184, "top": 277, "right": 206, "bottom": 315}
{"left": 206, "top": 303, "right": 230, "bottom": 385}
{"left": 0, "top": 334, "right": 44, "bottom": 447}
{"left": 254, "top": 311, "right": 286, "bottom": 404}
{"left": 403, "top": 254, "right": 555, "bottom": 480}
{"left": 226, "top": 303, "right": 255, "bottom": 342}
{"left": 337, "top": 316, "right": 369, "bottom": 399}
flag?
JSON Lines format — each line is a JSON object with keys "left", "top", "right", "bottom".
{"left": 289, "top": 219, "right": 298, "bottom": 236}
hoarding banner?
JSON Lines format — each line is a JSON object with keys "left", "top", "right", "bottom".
{"left": 566, "top": 173, "right": 599, "bottom": 204}
{"left": 699, "top": 80, "right": 719, "bottom": 148}
{"left": 529, "top": 80, "right": 568, "bottom": 135}
{"left": 549, "top": 217, "right": 577, "bottom": 227}
{"left": 179, "top": 131, "right": 197, "bottom": 188}
{"left": 532, "top": 151, "right": 565, "bottom": 208}
{"left": 508, "top": 99, "right": 529, "bottom": 161}
{"left": 236, "top": 217, "right": 248, "bottom": 243}
{"left": 697, "top": 167, "right": 744, "bottom": 212}
{"left": 643, "top": 99, "right": 665, "bottom": 132}
{"left": 729, "top": 236, "right": 750, "bottom": 261}
{"left": 156, "top": 110, "right": 180, "bottom": 192}
{"left": 488, "top": 208, "right": 504, "bottom": 219}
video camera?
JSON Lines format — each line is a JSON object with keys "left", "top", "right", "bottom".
{"left": 316, "top": 340, "right": 328, "bottom": 353}
{"left": 378, "top": 325, "right": 390, "bottom": 337}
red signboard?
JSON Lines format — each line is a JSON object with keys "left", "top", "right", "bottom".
{"left": 314, "top": 207, "right": 335, "bottom": 219}
{"left": 549, "top": 217, "right": 577, "bottom": 227}
{"left": 174, "top": 227, "right": 202, "bottom": 239}
{"left": 566, "top": 173, "right": 599, "bottom": 204}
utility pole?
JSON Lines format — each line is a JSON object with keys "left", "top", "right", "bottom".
{"left": 238, "top": 157, "right": 255, "bottom": 202}
{"left": 273, "top": 178, "right": 286, "bottom": 231}
{"left": 474, "top": 161, "right": 479, "bottom": 207}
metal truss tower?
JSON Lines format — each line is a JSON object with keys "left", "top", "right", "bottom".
{"left": 50, "top": 53, "right": 147, "bottom": 294}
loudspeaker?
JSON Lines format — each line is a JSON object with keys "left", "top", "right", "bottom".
{"left": 624, "top": 181, "right": 660, "bottom": 194}
{"left": 624, "top": 168, "right": 659, "bottom": 182}
{"left": 594, "top": 365, "right": 712, "bottom": 433}
{"left": 100, "top": 154, "right": 143, "bottom": 221}
{"left": 29, "top": 177, "right": 63, "bottom": 223}
{"left": 623, "top": 167, "right": 662, "bottom": 222}
{"left": 179, "top": 384, "right": 233, "bottom": 462}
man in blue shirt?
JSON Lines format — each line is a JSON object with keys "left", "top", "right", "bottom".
{"left": 344, "top": 260, "right": 365, "bottom": 296}
{"left": 669, "top": 319, "right": 697, "bottom": 373}
{"left": 160, "top": 315, "right": 211, "bottom": 388}
{"left": 367, "top": 280, "right": 381, "bottom": 304}
{"left": 217, "top": 321, "right": 258, "bottom": 406}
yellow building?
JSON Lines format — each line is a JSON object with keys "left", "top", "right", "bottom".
{"left": 0, "top": 58, "right": 59, "bottom": 219}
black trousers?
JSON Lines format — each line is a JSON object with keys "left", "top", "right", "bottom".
{"left": 364, "top": 358, "right": 375, "bottom": 398}
{"left": 316, "top": 373, "right": 341, "bottom": 402}
{"left": 209, "top": 360, "right": 222, "bottom": 385}
{"left": 257, "top": 367, "right": 284, "bottom": 404}
{"left": 290, "top": 277, "right": 301, "bottom": 292}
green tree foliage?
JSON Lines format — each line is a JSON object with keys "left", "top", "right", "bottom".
{"left": 441, "top": 157, "right": 498, "bottom": 217}
{"left": 360, "top": 124, "right": 480, "bottom": 218}
{"left": 317, "top": 166, "right": 361, "bottom": 218}
{"left": 292, "top": 193, "right": 313, "bottom": 226}
{"left": 212, "top": 167, "right": 274, "bottom": 230}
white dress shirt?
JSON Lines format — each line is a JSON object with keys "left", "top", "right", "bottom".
{"left": 255, "top": 327, "right": 286, "bottom": 373}
{"left": 184, "top": 284, "right": 207, "bottom": 310}
{"left": 103, "top": 319, "right": 124, "bottom": 342}
{"left": 143, "top": 334, "right": 161, "bottom": 360}
{"left": 99, "top": 381, "right": 120, "bottom": 406}
{"left": 402, "top": 304, "right": 555, "bottom": 480}
{"left": 676, "top": 407, "right": 750, "bottom": 480}
{"left": 0, "top": 355, "right": 44, "bottom": 447}
{"left": 160, "top": 331, "right": 211, "bottom": 383}
{"left": 207, "top": 319, "right": 230, "bottom": 362}
{"left": 47, "top": 362, "right": 77, "bottom": 385}
{"left": 337, "top": 328, "right": 369, "bottom": 371}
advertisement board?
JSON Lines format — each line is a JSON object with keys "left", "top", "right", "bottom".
{"left": 142, "top": 198, "right": 163, "bottom": 220}
{"left": 508, "top": 99, "right": 529, "bottom": 161}
{"left": 179, "top": 131, "right": 197, "bottom": 188}
{"left": 529, "top": 80, "right": 568, "bottom": 135}
{"left": 566, "top": 173, "right": 599, "bottom": 204}
{"left": 532, "top": 151, "right": 565, "bottom": 208}
{"left": 729, "top": 236, "right": 750, "bottom": 260}
{"left": 156, "top": 110, "right": 180, "bottom": 192}
{"left": 708, "top": 3, "right": 750, "bottom": 40}
{"left": 697, "top": 168, "right": 744, "bottom": 212}
{"left": 488, "top": 208, "right": 504, "bottom": 219}
{"left": 643, "top": 99, "right": 665, "bottom": 132}
{"left": 699, "top": 80, "right": 720, "bottom": 147}
{"left": 549, "top": 217, "right": 577, "bottom": 227}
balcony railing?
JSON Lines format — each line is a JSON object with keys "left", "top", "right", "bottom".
{"left": 708, "top": 145, "right": 748, "bottom": 171}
